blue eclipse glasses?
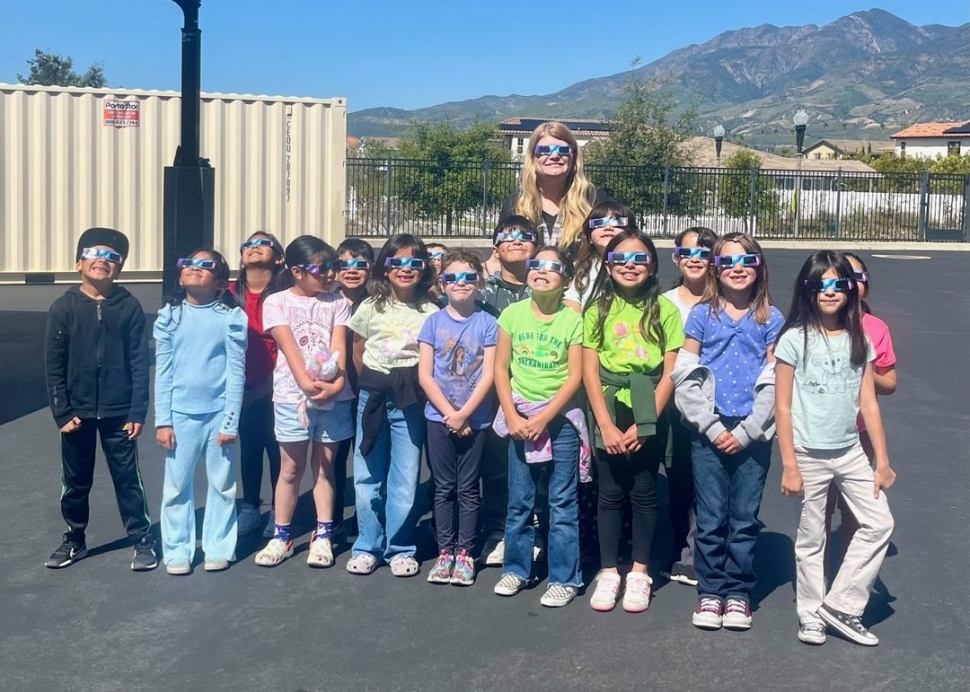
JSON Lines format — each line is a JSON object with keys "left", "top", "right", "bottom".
{"left": 806, "top": 278, "right": 855, "bottom": 293}
{"left": 673, "top": 246, "right": 712, "bottom": 260}
{"left": 495, "top": 230, "right": 536, "bottom": 245}
{"left": 533, "top": 144, "right": 572, "bottom": 158}
{"left": 713, "top": 253, "right": 761, "bottom": 268}
{"left": 440, "top": 271, "right": 480, "bottom": 284}
{"left": 384, "top": 257, "right": 427, "bottom": 270}
{"left": 81, "top": 247, "right": 123, "bottom": 264}
{"left": 607, "top": 251, "right": 651, "bottom": 266}
{"left": 177, "top": 258, "right": 217, "bottom": 270}
{"left": 240, "top": 238, "right": 275, "bottom": 252}
{"left": 526, "top": 259, "right": 565, "bottom": 274}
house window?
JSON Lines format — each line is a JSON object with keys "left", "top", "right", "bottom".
{"left": 948, "top": 141, "right": 961, "bottom": 156}
{"left": 899, "top": 141, "right": 906, "bottom": 157}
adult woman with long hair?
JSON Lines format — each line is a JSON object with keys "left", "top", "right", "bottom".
{"left": 499, "top": 121, "right": 608, "bottom": 253}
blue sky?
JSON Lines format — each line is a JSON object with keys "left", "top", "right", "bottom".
{"left": 0, "top": 1, "right": 965, "bottom": 112}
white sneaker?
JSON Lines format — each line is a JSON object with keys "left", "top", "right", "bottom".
{"left": 494, "top": 572, "right": 527, "bottom": 596}
{"left": 540, "top": 583, "right": 578, "bottom": 608}
{"left": 306, "top": 536, "right": 334, "bottom": 568}
{"left": 589, "top": 572, "right": 622, "bottom": 612}
{"left": 622, "top": 572, "right": 652, "bottom": 613}
{"left": 533, "top": 533, "right": 544, "bottom": 562}
{"left": 798, "top": 621, "right": 827, "bottom": 645}
{"left": 482, "top": 536, "right": 505, "bottom": 567}
{"left": 237, "top": 503, "right": 262, "bottom": 537}
{"left": 262, "top": 509, "right": 276, "bottom": 538}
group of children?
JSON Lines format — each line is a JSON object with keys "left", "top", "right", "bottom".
{"left": 44, "top": 212, "right": 897, "bottom": 645}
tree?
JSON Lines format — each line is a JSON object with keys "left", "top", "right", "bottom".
{"left": 719, "top": 150, "right": 778, "bottom": 232}
{"left": 393, "top": 122, "right": 513, "bottom": 233}
{"left": 584, "top": 58, "right": 699, "bottom": 221}
{"left": 17, "top": 49, "right": 106, "bottom": 88}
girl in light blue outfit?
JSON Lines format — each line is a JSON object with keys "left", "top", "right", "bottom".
{"left": 155, "top": 249, "right": 248, "bottom": 575}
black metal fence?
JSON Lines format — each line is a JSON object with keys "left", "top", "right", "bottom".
{"left": 346, "top": 158, "right": 970, "bottom": 242}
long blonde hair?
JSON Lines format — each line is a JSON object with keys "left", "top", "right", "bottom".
{"left": 700, "top": 233, "right": 774, "bottom": 324}
{"left": 515, "top": 122, "right": 597, "bottom": 249}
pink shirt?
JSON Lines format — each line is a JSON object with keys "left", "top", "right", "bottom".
{"left": 262, "top": 290, "right": 353, "bottom": 404}
{"left": 858, "top": 312, "right": 896, "bottom": 432}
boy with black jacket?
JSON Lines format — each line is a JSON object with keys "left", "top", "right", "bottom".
{"left": 44, "top": 227, "right": 156, "bottom": 571}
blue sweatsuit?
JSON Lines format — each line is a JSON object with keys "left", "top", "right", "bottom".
{"left": 154, "top": 300, "right": 248, "bottom": 565}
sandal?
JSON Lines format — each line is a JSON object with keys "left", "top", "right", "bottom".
{"left": 346, "top": 553, "right": 379, "bottom": 575}
{"left": 389, "top": 554, "right": 420, "bottom": 577}
{"left": 254, "top": 538, "right": 293, "bottom": 567}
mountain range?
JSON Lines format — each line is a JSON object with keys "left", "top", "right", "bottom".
{"left": 348, "top": 9, "right": 970, "bottom": 149}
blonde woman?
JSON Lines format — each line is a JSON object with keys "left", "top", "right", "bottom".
{"left": 500, "top": 122, "right": 608, "bottom": 253}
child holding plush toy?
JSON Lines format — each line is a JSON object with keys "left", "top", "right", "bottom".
{"left": 254, "top": 236, "right": 355, "bottom": 568}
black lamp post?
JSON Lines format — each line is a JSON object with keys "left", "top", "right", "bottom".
{"left": 793, "top": 109, "right": 809, "bottom": 237}
{"left": 162, "top": 0, "right": 215, "bottom": 299}
{"left": 713, "top": 124, "right": 725, "bottom": 167}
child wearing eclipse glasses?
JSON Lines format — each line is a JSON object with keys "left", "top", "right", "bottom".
{"left": 44, "top": 227, "right": 157, "bottom": 572}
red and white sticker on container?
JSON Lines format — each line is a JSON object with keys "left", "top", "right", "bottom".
{"left": 103, "top": 99, "right": 140, "bottom": 128}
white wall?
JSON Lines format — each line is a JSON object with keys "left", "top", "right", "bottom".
{"left": 894, "top": 138, "right": 965, "bottom": 159}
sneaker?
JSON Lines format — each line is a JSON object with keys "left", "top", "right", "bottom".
{"left": 254, "top": 537, "right": 294, "bottom": 567}
{"left": 346, "top": 553, "right": 379, "bottom": 575}
{"left": 389, "top": 554, "right": 420, "bottom": 577}
{"left": 166, "top": 559, "right": 192, "bottom": 576}
{"left": 45, "top": 536, "right": 88, "bottom": 569}
{"left": 622, "top": 572, "right": 653, "bottom": 613}
{"left": 451, "top": 550, "right": 476, "bottom": 587}
{"left": 817, "top": 604, "right": 879, "bottom": 646}
{"left": 204, "top": 558, "right": 230, "bottom": 572}
{"left": 482, "top": 535, "right": 505, "bottom": 567}
{"left": 494, "top": 572, "right": 527, "bottom": 597}
{"left": 237, "top": 503, "right": 262, "bottom": 537}
{"left": 798, "top": 621, "right": 827, "bottom": 645}
{"left": 427, "top": 551, "right": 456, "bottom": 584}
{"left": 668, "top": 562, "right": 698, "bottom": 587}
{"left": 533, "top": 533, "right": 545, "bottom": 562}
{"left": 589, "top": 571, "right": 622, "bottom": 612}
{"left": 540, "top": 583, "right": 578, "bottom": 608}
{"left": 306, "top": 536, "right": 334, "bottom": 568}
{"left": 130, "top": 537, "right": 158, "bottom": 572}
{"left": 722, "top": 597, "right": 753, "bottom": 630}
{"left": 261, "top": 509, "right": 276, "bottom": 538}
{"left": 692, "top": 596, "right": 724, "bottom": 630}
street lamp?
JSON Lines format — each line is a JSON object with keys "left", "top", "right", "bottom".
{"left": 792, "top": 109, "right": 809, "bottom": 237}
{"left": 713, "top": 124, "right": 725, "bottom": 167}
{"left": 162, "top": 0, "right": 215, "bottom": 299}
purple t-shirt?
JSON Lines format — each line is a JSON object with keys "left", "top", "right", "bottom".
{"left": 417, "top": 308, "right": 498, "bottom": 429}
{"left": 684, "top": 303, "right": 784, "bottom": 417}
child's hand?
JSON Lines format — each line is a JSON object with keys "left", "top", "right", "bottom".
{"left": 781, "top": 467, "right": 803, "bottom": 498}
{"left": 60, "top": 416, "right": 82, "bottom": 434}
{"left": 300, "top": 378, "right": 324, "bottom": 398}
{"left": 216, "top": 433, "right": 236, "bottom": 447}
{"left": 507, "top": 413, "right": 531, "bottom": 441}
{"left": 309, "top": 380, "right": 339, "bottom": 402}
{"left": 457, "top": 423, "right": 473, "bottom": 438}
{"left": 443, "top": 411, "right": 469, "bottom": 434}
{"left": 123, "top": 422, "right": 143, "bottom": 441}
{"left": 600, "top": 422, "right": 627, "bottom": 455}
{"left": 714, "top": 431, "right": 742, "bottom": 455}
{"left": 524, "top": 411, "right": 550, "bottom": 441}
{"left": 622, "top": 424, "right": 643, "bottom": 454}
{"left": 873, "top": 465, "right": 896, "bottom": 499}
{"left": 156, "top": 427, "right": 177, "bottom": 450}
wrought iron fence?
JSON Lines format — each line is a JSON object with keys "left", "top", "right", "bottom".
{"left": 346, "top": 158, "right": 970, "bottom": 242}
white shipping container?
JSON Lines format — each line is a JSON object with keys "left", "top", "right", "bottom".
{"left": 0, "top": 83, "right": 347, "bottom": 281}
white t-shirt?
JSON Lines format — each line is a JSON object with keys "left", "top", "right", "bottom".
{"left": 662, "top": 286, "right": 700, "bottom": 325}
{"left": 347, "top": 297, "right": 439, "bottom": 374}
{"left": 564, "top": 257, "right": 603, "bottom": 310}
{"left": 262, "top": 290, "right": 353, "bottom": 404}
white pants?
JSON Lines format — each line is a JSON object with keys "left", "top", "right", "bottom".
{"left": 795, "top": 442, "right": 894, "bottom": 623}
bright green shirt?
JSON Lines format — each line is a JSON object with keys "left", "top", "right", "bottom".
{"left": 497, "top": 298, "right": 584, "bottom": 403}
{"left": 582, "top": 295, "right": 685, "bottom": 407}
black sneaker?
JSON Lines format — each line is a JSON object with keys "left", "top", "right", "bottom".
{"left": 45, "top": 537, "right": 88, "bottom": 569}
{"left": 817, "top": 604, "right": 879, "bottom": 646}
{"left": 130, "top": 537, "right": 158, "bottom": 572}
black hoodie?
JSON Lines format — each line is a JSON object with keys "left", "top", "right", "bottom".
{"left": 45, "top": 285, "right": 150, "bottom": 427}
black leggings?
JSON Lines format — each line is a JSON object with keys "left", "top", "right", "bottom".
{"left": 239, "top": 393, "right": 281, "bottom": 508}
{"left": 596, "top": 404, "right": 662, "bottom": 569}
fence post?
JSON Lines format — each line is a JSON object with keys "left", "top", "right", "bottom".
{"left": 482, "top": 160, "right": 489, "bottom": 236}
{"left": 963, "top": 174, "right": 970, "bottom": 242}
{"left": 662, "top": 166, "right": 670, "bottom": 236}
{"left": 385, "top": 156, "right": 393, "bottom": 235}
{"left": 748, "top": 168, "right": 758, "bottom": 234}
{"left": 834, "top": 169, "right": 843, "bottom": 240}
{"left": 917, "top": 170, "right": 929, "bottom": 241}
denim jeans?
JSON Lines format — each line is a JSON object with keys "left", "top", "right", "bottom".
{"left": 161, "top": 411, "right": 237, "bottom": 564}
{"left": 351, "top": 388, "right": 424, "bottom": 562}
{"left": 691, "top": 430, "right": 770, "bottom": 601}
{"left": 504, "top": 416, "right": 581, "bottom": 588}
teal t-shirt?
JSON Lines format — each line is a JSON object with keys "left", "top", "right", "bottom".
{"left": 582, "top": 295, "right": 684, "bottom": 407}
{"left": 775, "top": 326, "right": 874, "bottom": 449}
{"left": 497, "top": 299, "right": 583, "bottom": 403}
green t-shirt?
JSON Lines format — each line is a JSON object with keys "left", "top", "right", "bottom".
{"left": 497, "top": 298, "right": 584, "bottom": 403}
{"left": 582, "top": 295, "right": 685, "bottom": 407}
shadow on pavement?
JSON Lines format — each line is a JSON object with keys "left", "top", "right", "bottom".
{"left": 0, "top": 312, "right": 50, "bottom": 426}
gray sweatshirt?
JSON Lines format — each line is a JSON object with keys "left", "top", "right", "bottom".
{"left": 671, "top": 349, "right": 776, "bottom": 449}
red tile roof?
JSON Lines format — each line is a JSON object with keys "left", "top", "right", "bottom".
{"left": 890, "top": 122, "right": 970, "bottom": 139}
